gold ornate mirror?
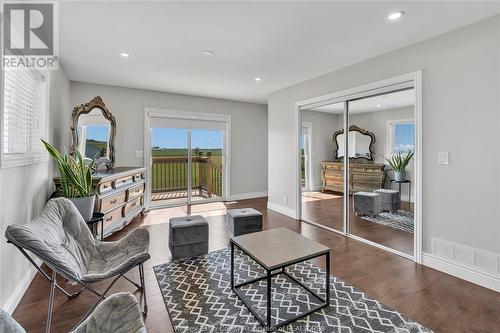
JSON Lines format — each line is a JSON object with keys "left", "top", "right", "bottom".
{"left": 70, "top": 96, "right": 116, "bottom": 167}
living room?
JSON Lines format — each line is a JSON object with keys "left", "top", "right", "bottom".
{"left": 1, "top": 2, "right": 500, "bottom": 333}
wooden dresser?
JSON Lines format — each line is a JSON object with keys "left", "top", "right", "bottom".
{"left": 321, "top": 161, "right": 385, "bottom": 193}
{"left": 54, "top": 167, "right": 146, "bottom": 239}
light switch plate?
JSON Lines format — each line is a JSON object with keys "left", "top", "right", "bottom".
{"left": 438, "top": 152, "right": 449, "bottom": 165}
{"left": 135, "top": 150, "right": 143, "bottom": 158}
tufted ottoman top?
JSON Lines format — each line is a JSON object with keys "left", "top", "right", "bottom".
{"left": 170, "top": 215, "right": 208, "bottom": 228}
{"left": 227, "top": 208, "right": 262, "bottom": 218}
{"left": 353, "top": 192, "right": 380, "bottom": 197}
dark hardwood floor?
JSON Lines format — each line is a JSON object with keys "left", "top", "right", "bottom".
{"left": 11, "top": 197, "right": 500, "bottom": 333}
{"left": 302, "top": 191, "right": 414, "bottom": 255}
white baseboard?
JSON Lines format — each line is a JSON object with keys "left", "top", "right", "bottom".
{"left": 422, "top": 252, "right": 500, "bottom": 293}
{"left": 3, "top": 260, "right": 40, "bottom": 314}
{"left": 228, "top": 191, "right": 268, "bottom": 201}
{"left": 267, "top": 201, "right": 297, "bottom": 219}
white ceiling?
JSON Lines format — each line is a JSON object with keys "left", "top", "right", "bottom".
{"left": 308, "top": 89, "right": 414, "bottom": 114}
{"left": 59, "top": 1, "right": 500, "bottom": 104}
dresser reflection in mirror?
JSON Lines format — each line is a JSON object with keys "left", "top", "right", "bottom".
{"left": 322, "top": 125, "right": 385, "bottom": 193}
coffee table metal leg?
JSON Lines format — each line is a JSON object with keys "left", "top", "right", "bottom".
{"left": 231, "top": 242, "right": 234, "bottom": 289}
{"left": 267, "top": 269, "right": 272, "bottom": 331}
{"left": 325, "top": 251, "right": 330, "bottom": 305}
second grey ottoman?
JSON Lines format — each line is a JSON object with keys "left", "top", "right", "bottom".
{"left": 374, "top": 189, "right": 401, "bottom": 212}
{"left": 353, "top": 192, "right": 381, "bottom": 217}
{"left": 227, "top": 208, "right": 263, "bottom": 237}
{"left": 169, "top": 215, "right": 208, "bottom": 259}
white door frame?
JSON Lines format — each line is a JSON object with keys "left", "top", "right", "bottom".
{"left": 144, "top": 108, "right": 231, "bottom": 210}
{"left": 294, "top": 71, "right": 423, "bottom": 263}
{"left": 301, "top": 121, "right": 313, "bottom": 191}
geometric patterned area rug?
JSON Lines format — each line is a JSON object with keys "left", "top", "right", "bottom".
{"left": 361, "top": 210, "right": 414, "bottom": 233}
{"left": 154, "top": 248, "right": 431, "bottom": 332}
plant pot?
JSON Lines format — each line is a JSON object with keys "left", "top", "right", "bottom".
{"left": 69, "top": 195, "right": 96, "bottom": 221}
{"left": 394, "top": 171, "right": 406, "bottom": 182}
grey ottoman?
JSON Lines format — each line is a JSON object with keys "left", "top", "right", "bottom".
{"left": 353, "top": 192, "right": 381, "bottom": 217}
{"left": 227, "top": 208, "right": 263, "bottom": 237}
{"left": 374, "top": 189, "right": 401, "bottom": 212}
{"left": 169, "top": 215, "right": 209, "bottom": 259}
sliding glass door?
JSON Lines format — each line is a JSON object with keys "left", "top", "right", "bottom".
{"left": 190, "top": 129, "right": 224, "bottom": 203}
{"left": 148, "top": 115, "right": 226, "bottom": 208}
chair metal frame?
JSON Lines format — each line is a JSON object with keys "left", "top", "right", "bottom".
{"left": 8, "top": 241, "right": 148, "bottom": 333}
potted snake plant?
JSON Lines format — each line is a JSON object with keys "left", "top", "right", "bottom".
{"left": 42, "top": 140, "right": 96, "bottom": 221}
{"left": 385, "top": 151, "right": 414, "bottom": 182}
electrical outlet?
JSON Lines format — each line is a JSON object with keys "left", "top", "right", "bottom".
{"left": 438, "top": 152, "right": 449, "bottom": 165}
{"left": 283, "top": 195, "right": 288, "bottom": 204}
{"left": 135, "top": 150, "right": 143, "bottom": 158}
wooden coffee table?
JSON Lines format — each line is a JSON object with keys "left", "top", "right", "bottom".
{"left": 230, "top": 227, "right": 330, "bottom": 332}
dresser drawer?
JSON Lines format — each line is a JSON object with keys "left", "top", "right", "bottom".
{"left": 100, "top": 192, "right": 126, "bottom": 213}
{"left": 98, "top": 181, "right": 113, "bottom": 194}
{"left": 102, "top": 206, "right": 123, "bottom": 230}
{"left": 123, "top": 196, "right": 142, "bottom": 216}
{"left": 323, "top": 163, "right": 342, "bottom": 171}
{"left": 126, "top": 183, "right": 144, "bottom": 200}
{"left": 132, "top": 173, "right": 144, "bottom": 182}
{"left": 113, "top": 176, "right": 133, "bottom": 189}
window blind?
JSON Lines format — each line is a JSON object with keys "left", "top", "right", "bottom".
{"left": 2, "top": 69, "right": 48, "bottom": 166}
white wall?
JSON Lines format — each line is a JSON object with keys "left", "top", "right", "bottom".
{"left": 350, "top": 106, "right": 415, "bottom": 201}
{"left": 0, "top": 68, "right": 71, "bottom": 312}
{"left": 301, "top": 110, "right": 339, "bottom": 190}
{"left": 70, "top": 82, "right": 268, "bottom": 197}
{"left": 268, "top": 16, "right": 500, "bottom": 255}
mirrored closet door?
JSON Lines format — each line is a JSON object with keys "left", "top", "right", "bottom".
{"left": 347, "top": 89, "right": 415, "bottom": 256}
{"left": 298, "top": 84, "right": 417, "bottom": 258}
{"left": 300, "top": 102, "right": 345, "bottom": 233}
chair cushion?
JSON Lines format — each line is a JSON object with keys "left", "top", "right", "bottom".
{"left": 5, "top": 198, "right": 151, "bottom": 284}
{"left": 0, "top": 309, "right": 26, "bottom": 333}
{"left": 71, "top": 292, "right": 146, "bottom": 333}
{"left": 5, "top": 198, "right": 95, "bottom": 281}
{"left": 82, "top": 228, "right": 150, "bottom": 282}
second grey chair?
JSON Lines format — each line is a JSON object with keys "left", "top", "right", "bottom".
{"left": 0, "top": 292, "right": 146, "bottom": 333}
{"left": 5, "top": 198, "right": 150, "bottom": 333}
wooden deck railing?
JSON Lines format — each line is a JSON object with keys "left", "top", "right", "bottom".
{"left": 151, "top": 153, "right": 222, "bottom": 198}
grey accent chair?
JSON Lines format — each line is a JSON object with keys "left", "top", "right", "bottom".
{"left": 0, "top": 292, "right": 146, "bottom": 333}
{"left": 5, "top": 198, "right": 150, "bottom": 333}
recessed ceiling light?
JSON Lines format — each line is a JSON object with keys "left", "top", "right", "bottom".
{"left": 376, "top": 105, "right": 382, "bottom": 108}
{"left": 201, "top": 50, "right": 214, "bottom": 56}
{"left": 388, "top": 11, "right": 404, "bottom": 21}
{"left": 120, "top": 52, "right": 130, "bottom": 57}
{"left": 254, "top": 77, "right": 262, "bottom": 82}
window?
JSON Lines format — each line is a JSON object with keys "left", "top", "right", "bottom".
{"left": 388, "top": 120, "right": 415, "bottom": 154}
{"left": 1, "top": 70, "right": 48, "bottom": 167}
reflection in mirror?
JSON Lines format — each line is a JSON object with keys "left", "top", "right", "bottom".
{"left": 336, "top": 130, "right": 372, "bottom": 159}
{"left": 299, "top": 101, "right": 345, "bottom": 233}
{"left": 71, "top": 96, "right": 116, "bottom": 167}
{"left": 348, "top": 88, "right": 416, "bottom": 257}
{"left": 77, "top": 110, "right": 111, "bottom": 159}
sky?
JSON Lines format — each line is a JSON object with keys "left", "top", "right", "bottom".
{"left": 152, "top": 128, "right": 223, "bottom": 149}
{"left": 394, "top": 123, "right": 415, "bottom": 153}
{"left": 85, "top": 125, "right": 109, "bottom": 142}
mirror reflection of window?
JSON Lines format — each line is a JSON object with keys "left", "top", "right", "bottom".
{"left": 391, "top": 122, "right": 415, "bottom": 154}
{"left": 78, "top": 125, "right": 110, "bottom": 159}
